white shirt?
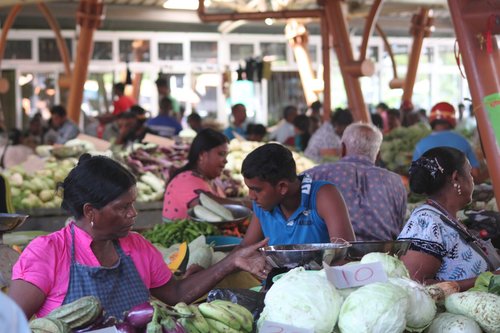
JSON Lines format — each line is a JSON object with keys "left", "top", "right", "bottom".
{"left": 0, "top": 293, "right": 31, "bottom": 333}
{"left": 270, "top": 121, "right": 295, "bottom": 144}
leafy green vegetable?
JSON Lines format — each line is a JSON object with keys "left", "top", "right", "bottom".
{"left": 338, "top": 282, "right": 409, "bottom": 333}
{"left": 388, "top": 277, "right": 436, "bottom": 332}
{"left": 470, "top": 272, "right": 493, "bottom": 292}
{"left": 258, "top": 268, "right": 343, "bottom": 333}
{"left": 488, "top": 275, "right": 500, "bottom": 296}
{"left": 360, "top": 252, "right": 410, "bottom": 278}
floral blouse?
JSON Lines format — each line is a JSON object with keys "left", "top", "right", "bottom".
{"left": 398, "top": 204, "right": 488, "bottom": 281}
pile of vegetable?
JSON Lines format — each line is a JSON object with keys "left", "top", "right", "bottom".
{"left": 142, "top": 219, "right": 220, "bottom": 248}
{"left": 380, "top": 123, "right": 431, "bottom": 175}
{"left": 5, "top": 158, "right": 76, "bottom": 210}
{"left": 258, "top": 252, "right": 500, "bottom": 333}
{"left": 226, "top": 140, "right": 316, "bottom": 197}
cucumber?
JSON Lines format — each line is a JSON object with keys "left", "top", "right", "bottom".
{"left": 199, "top": 193, "right": 233, "bottom": 221}
{"left": 194, "top": 205, "right": 223, "bottom": 222}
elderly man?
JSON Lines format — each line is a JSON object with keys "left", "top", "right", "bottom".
{"left": 307, "top": 122, "right": 407, "bottom": 241}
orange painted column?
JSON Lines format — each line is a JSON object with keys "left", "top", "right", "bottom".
{"left": 66, "top": 0, "right": 104, "bottom": 124}
{"left": 401, "top": 8, "right": 433, "bottom": 106}
{"left": 448, "top": 0, "right": 500, "bottom": 209}
{"left": 324, "top": 0, "right": 370, "bottom": 123}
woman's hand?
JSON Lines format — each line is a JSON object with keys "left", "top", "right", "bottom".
{"left": 230, "top": 238, "right": 272, "bottom": 280}
{"left": 152, "top": 238, "right": 271, "bottom": 305}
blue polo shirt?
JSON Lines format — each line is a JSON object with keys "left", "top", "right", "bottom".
{"left": 413, "top": 131, "right": 479, "bottom": 168}
{"left": 223, "top": 126, "right": 246, "bottom": 140}
{"left": 253, "top": 174, "right": 331, "bottom": 245}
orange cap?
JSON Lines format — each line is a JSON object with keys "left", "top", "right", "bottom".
{"left": 429, "top": 102, "right": 456, "bottom": 128}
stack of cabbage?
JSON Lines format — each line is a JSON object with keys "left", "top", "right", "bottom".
{"left": 258, "top": 252, "right": 500, "bottom": 333}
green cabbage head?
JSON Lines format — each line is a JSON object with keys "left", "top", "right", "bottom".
{"left": 360, "top": 252, "right": 410, "bottom": 278}
{"left": 338, "top": 282, "right": 409, "bottom": 333}
{"left": 389, "top": 277, "right": 436, "bottom": 332}
{"left": 257, "top": 267, "right": 343, "bottom": 333}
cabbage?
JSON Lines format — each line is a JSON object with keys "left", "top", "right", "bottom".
{"left": 257, "top": 267, "right": 343, "bottom": 333}
{"left": 187, "top": 235, "right": 213, "bottom": 269}
{"left": 426, "top": 312, "right": 482, "bottom": 333}
{"left": 360, "top": 252, "right": 410, "bottom": 278}
{"left": 338, "top": 282, "right": 409, "bottom": 333}
{"left": 389, "top": 278, "right": 436, "bottom": 332}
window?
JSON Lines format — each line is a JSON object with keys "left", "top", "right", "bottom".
{"left": 308, "top": 44, "right": 317, "bottom": 62}
{"left": 230, "top": 44, "right": 254, "bottom": 61}
{"left": 190, "top": 41, "right": 218, "bottom": 63}
{"left": 260, "top": 42, "right": 287, "bottom": 64}
{"left": 119, "top": 39, "right": 150, "bottom": 62}
{"left": 5, "top": 40, "right": 31, "bottom": 59}
{"left": 92, "top": 41, "right": 113, "bottom": 60}
{"left": 438, "top": 45, "right": 455, "bottom": 65}
{"left": 38, "top": 38, "right": 72, "bottom": 62}
{"left": 158, "top": 43, "right": 183, "bottom": 60}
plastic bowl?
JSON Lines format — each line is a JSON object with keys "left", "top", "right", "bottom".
{"left": 205, "top": 235, "right": 242, "bottom": 252}
{"left": 346, "top": 240, "right": 411, "bottom": 261}
{"left": 259, "top": 241, "right": 351, "bottom": 270}
{"left": 0, "top": 213, "right": 29, "bottom": 232}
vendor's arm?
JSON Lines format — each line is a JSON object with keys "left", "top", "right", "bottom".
{"left": 8, "top": 280, "right": 47, "bottom": 319}
{"left": 151, "top": 238, "right": 270, "bottom": 305}
{"left": 401, "top": 250, "right": 476, "bottom": 291}
{"left": 240, "top": 214, "right": 265, "bottom": 247}
{"left": 316, "top": 184, "right": 355, "bottom": 242}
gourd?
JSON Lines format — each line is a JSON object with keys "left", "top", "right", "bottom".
{"left": 30, "top": 317, "right": 70, "bottom": 333}
{"left": 426, "top": 312, "right": 482, "bottom": 333}
{"left": 445, "top": 291, "right": 500, "bottom": 333}
{"left": 47, "top": 296, "right": 103, "bottom": 329}
{"left": 199, "top": 193, "right": 234, "bottom": 220}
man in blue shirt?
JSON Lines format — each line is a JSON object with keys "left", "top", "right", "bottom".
{"left": 223, "top": 103, "right": 247, "bottom": 140}
{"left": 413, "top": 102, "right": 486, "bottom": 183}
{"left": 146, "top": 97, "right": 182, "bottom": 138}
{"left": 239, "top": 143, "right": 355, "bottom": 246}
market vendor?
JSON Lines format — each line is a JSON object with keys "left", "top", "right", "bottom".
{"left": 240, "top": 143, "right": 355, "bottom": 246}
{"left": 398, "top": 147, "right": 500, "bottom": 291}
{"left": 412, "top": 102, "right": 487, "bottom": 183}
{"left": 8, "top": 154, "right": 270, "bottom": 320}
{"left": 163, "top": 128, "right": 247, "bottom": 221}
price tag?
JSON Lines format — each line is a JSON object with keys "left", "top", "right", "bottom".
{"left": 260, "top": 321, "right": 313, "bottom": 333}
{"left": 324, "top": 261, "right": 387, "bottom": 289}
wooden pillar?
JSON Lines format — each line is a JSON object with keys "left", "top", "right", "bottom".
{"left": 324, "top": 0, "right": 371, "bottom": 123}
{"left": 37, "top": 3, "right": 72, "bottom": 77}
{"left": 401, "top": 8, "right": 433, "bottom": 105}
{"left": 448, "top": 0, "right": 500, "bottom": 210}
{"left": 66, "top": 0, "right": 104, "bottom": 124}
{"left": 286, "top": 20, "right": 319, "bottom": 107}
{"left": 321, "top": 14, "right": 331, "bottom": 121}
